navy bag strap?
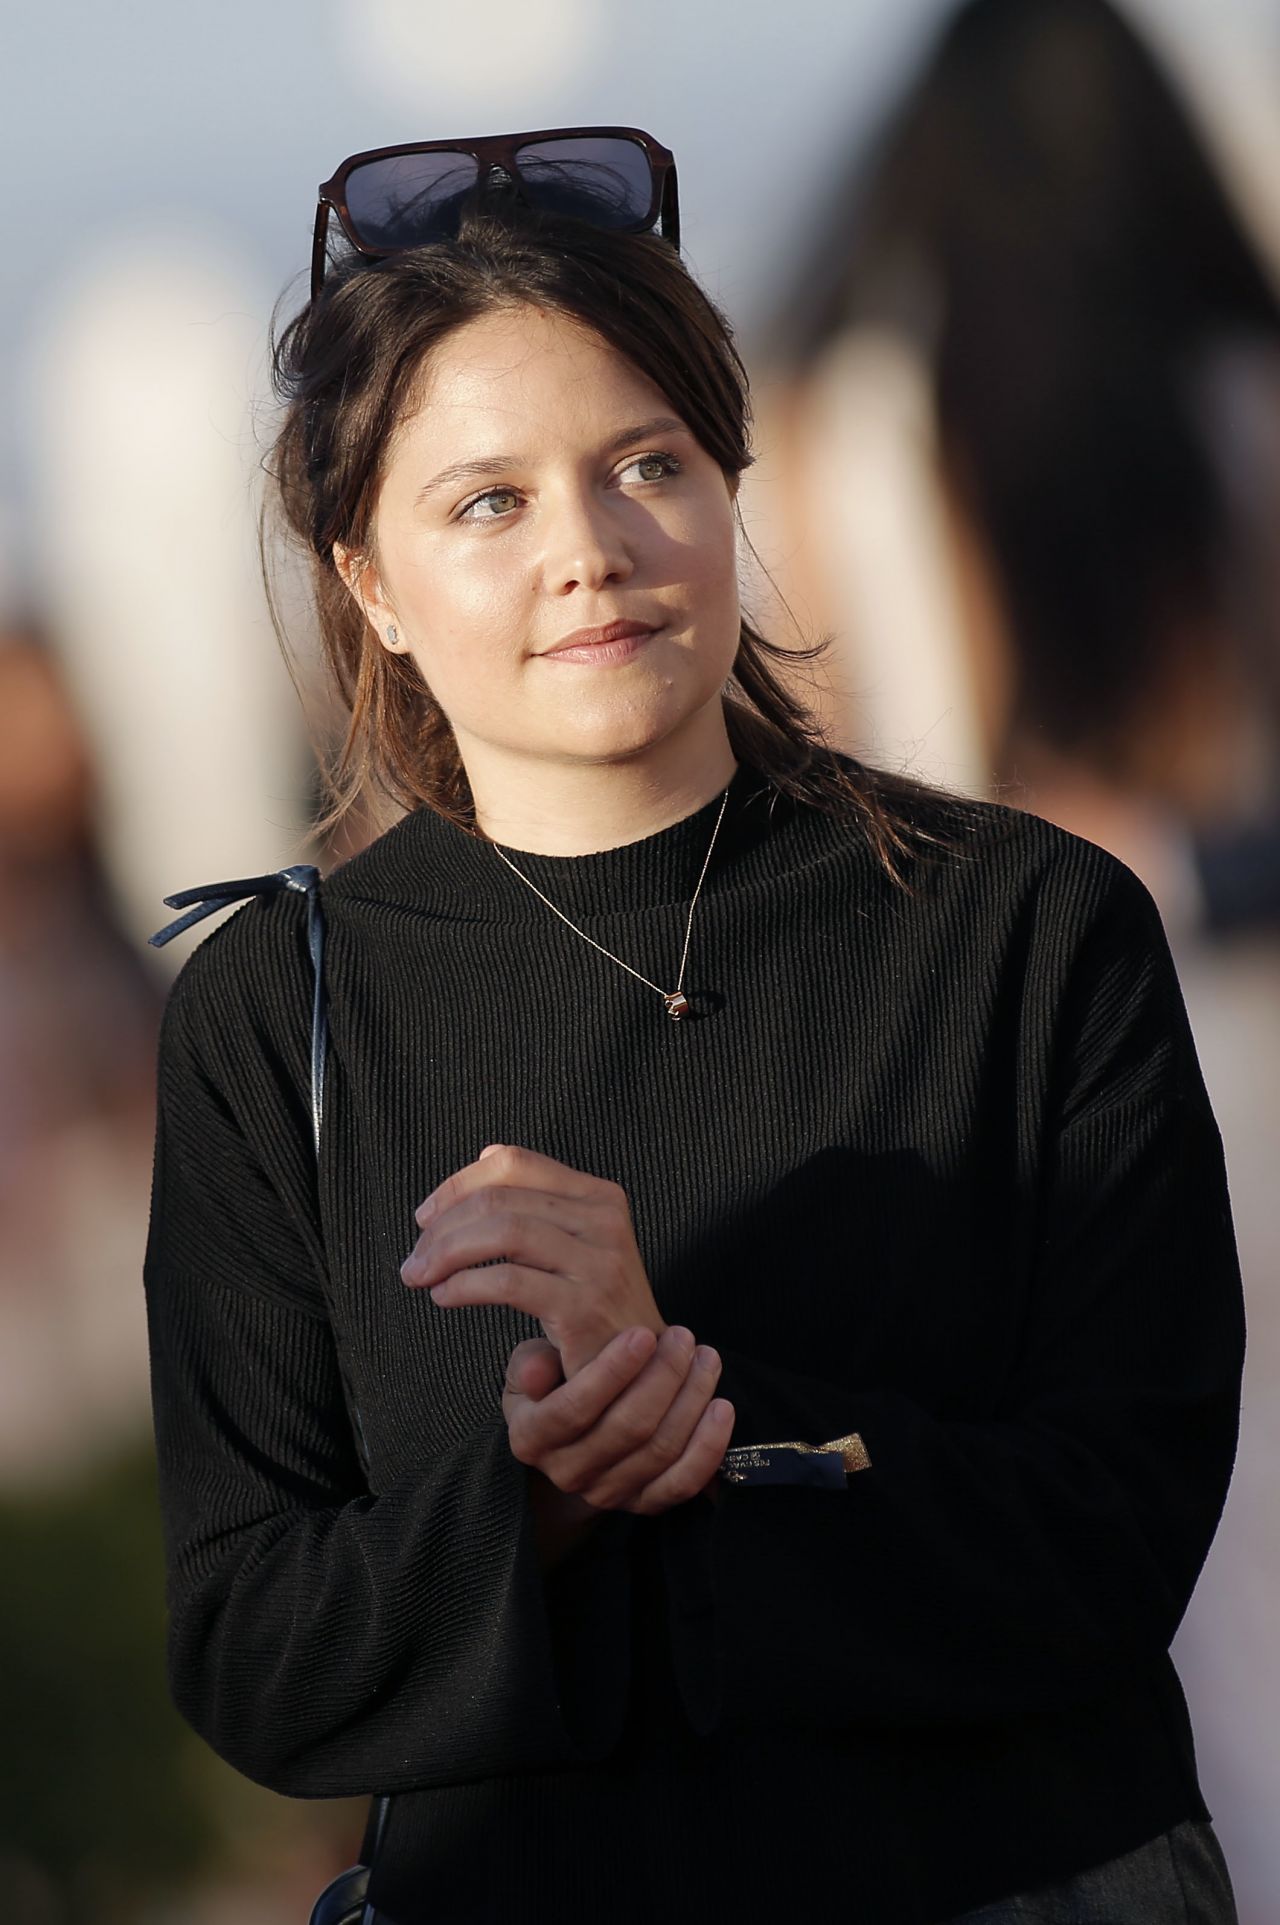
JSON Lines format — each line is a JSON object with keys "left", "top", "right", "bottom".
{"left": 151, "top": 864, "right": 390, "bottom": 1921}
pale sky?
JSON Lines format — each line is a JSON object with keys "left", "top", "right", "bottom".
{"left": 2, "top": 0, "right": 1277, "bottom": 611}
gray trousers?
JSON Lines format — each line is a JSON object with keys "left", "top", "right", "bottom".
{"left": 947, "top": 1819, "right": 1237, "bottom": 1924}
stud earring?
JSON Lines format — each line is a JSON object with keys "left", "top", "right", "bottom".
{"left": 386, "top": 625, "right": 398, "bottom": 646}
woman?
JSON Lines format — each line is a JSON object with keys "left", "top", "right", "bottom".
{"left": 144, "top": 131, "right": 1244, "bottom": 1923}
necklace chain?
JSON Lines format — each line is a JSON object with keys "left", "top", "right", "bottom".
{"left": 488, "top": 785, "right": 732, "bottom": 1019}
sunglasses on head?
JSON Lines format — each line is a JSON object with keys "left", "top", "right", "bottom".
{"left": 311, "top": 125, "right": 680, "bottom": 299}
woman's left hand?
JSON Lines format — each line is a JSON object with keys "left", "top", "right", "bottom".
{"left": 400, "top": 1144, "right": 669, "bottom": 1379}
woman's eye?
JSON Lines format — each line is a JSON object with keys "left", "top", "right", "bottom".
{"left": 459, "top": 487, "right": 521, "bottom": 522}
{"left": 620, "top": 451, "right": 681, "bottom": 485}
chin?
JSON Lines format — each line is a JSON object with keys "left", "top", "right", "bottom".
{"left": 544, "top": 689, "right": 701, "bottom": 764}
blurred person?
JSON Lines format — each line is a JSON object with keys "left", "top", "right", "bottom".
{"left": 143, "top": 132, "right": 1243, "bottom": 1923}
{"left": 771, "top": 0, "right": 1280, "bottom": 934}
{"left": 0, "top": 631, "right": 160, "bottom": 1479}
{"left": 764, "top": 2, "right": 1280, "bottom": 1914}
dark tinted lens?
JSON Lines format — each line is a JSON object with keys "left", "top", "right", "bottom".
{"left": 514, "top": 137, "right": 655, "bottom": 229}
{"left": 344, "top": 151, "right": 482, "bottom": 248}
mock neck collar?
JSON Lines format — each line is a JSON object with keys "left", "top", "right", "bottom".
{"left": 325, "top": 758, "right": 858, "bottom": 923}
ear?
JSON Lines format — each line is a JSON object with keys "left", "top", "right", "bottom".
{"left": 332, "top": 542, "right": 410, "bottom": 654}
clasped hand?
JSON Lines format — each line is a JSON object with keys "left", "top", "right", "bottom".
{"left": 400, "top": 1144, "right": 733, "bottom": 1515}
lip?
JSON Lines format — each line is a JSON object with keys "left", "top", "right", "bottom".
{"left": 541, "top": 619, "right": 659, "bottom": 665}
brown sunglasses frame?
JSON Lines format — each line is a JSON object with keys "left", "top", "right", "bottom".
{"left": 311, "top": 125, "right": 680, "bottom": 298}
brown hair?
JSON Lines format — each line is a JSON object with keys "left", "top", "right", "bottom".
{"left": 265, "top": 207, "right": 969, "bottom": 882}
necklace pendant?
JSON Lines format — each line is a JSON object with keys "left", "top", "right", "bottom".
{"left": 664, "top": 991, "right": 691, "bottom": 1020}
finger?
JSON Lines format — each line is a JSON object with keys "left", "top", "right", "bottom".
{"left": 403, "top": 1185, "right": 617, "bottom": 1285}
{"left": 579, "top": 1344, "right": 723, "bottom": 1509}
{"left": 506, "top": 1324, "right": 700, "bottom": 1468}
{"left": 502, "top": 1338, "right": 563, "bottom": 1404}
{"left": 523, "top": 1326, "right": 699, "bottom": 1491}
{"left": 415, "top": 1144, "right": 624, "bottom": 1229}
{"left": 413, "top": 1259, "right": 580, "bottom": 1324}
{"left": 505, "top": 1326, "right": 660, "bottom": 1463}
{"left": 403, "top": 1212, "right": 586, "bottom": 1293}
{"left": 416, "top": 1183, "right": 599, "bottom": 1244}
{"left": 627, "top": 1399, "right": 736, "bottom": 1517}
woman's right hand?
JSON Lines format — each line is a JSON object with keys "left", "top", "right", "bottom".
{"left": 502, "top": 1324, "right": 733, "bottom": 1520}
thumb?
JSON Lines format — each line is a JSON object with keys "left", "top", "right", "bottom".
{"left": 503, "top": 1337, "right": 563, "bottom": 1404}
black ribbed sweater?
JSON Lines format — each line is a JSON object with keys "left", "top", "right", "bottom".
{"left": 143, "top": 760, "right": 1244, "bottom": 1924}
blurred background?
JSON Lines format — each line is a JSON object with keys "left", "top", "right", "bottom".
{"left": 2, "top": 1, "right": 1277, "bottom": 1918}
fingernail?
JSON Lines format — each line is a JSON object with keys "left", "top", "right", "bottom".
{"left": 627, "top": 1328, "right": 652, "bottom": 1357}
{"left": 400, "top": 1257, "right": 422, "bottom": 1285}
{"left": 695, "top": 1345, "right": 719, "bottom": 1370}
{"left": 479, "top": 1143, "right": 504, "bottom": 1159}
{"left": 669, "top": 1326, "right": 695, "bottom": 1355}
{"left": 414, "top": 1197, "right": 436, "bottom": 1226}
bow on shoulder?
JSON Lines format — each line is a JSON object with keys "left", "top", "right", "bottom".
{"left": 149, "top": 863, "right": 327, "bottom": 1154}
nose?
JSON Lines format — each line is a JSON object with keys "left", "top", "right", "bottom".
{"left": 538, "top": 484, "right": 635, "bottom": 596}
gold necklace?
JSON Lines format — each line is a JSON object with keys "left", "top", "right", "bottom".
{"left": 489, "top": 785, "right": 731, "bottom": 1021}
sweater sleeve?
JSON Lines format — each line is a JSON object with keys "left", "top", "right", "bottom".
{"left": 143, "top": 927, "right": 631, "bottom": 1798}
{"left": 660, "top": 854, "right": 1245, "bottom": 1733}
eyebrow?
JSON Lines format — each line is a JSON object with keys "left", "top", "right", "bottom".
{"left": 414, "top": 416, "right": 691, "bottom": 503}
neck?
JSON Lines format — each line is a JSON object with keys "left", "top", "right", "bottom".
{"left": 461, "top": 713, "right": 739, "bottom": 856}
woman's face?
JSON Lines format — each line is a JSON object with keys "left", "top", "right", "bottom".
{"left": 341, "top": 304, "right": 741, "bottom": 804}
